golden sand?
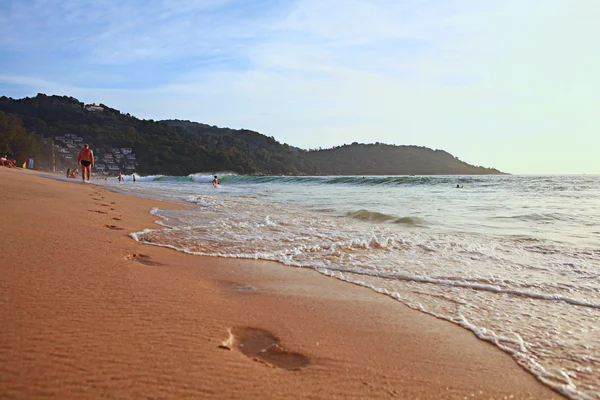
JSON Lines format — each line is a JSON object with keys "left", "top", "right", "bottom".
{"left": 0, "top": 168, "right": 562, "bottom": 399}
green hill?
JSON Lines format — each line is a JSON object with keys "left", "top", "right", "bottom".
{"left": 303, "top": 143, "right": 502, "bottom": 175}
{"left": 0, "top": 94, "right": 503, "bottom": 175}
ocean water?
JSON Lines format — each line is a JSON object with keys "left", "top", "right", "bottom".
{"left": 113, "top": 174, "right": 599, "bottom": 399}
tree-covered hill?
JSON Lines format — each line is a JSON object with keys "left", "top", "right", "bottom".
{"left": 0, "top": 94, "right": 503, "bottom": 175}
{"left": 0, "top": 94, "right": 314, "bottom": 175}
{"left": 303, "top": 143, "right": 502, "bottom": 175}
{"left": 0, "top": 112, "right": 48, "bottom": 168}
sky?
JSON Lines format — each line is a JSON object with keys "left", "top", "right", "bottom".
{"left": 0, "top": 0, "right": 599, "bottom": 174}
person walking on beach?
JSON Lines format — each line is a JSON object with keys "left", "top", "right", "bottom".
{"left": 77, "top": 144, "right": 94, "bottom": 183}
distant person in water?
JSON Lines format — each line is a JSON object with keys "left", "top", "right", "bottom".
{"left": 77, "top": 144, "right": 94, "bottom": 182}
{"left": 118, "top": 171, "right": 123, "bottom": 183}
{"left": 456, "top": 184, "right": 463, "bottom": 188}
{"left": 132, "top": 174, "right": 136, "bottom": 183}
{"left": 212, "top": 175, "right": 219, "bottom": 187}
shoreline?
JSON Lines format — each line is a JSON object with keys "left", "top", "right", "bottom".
{"left": 0, "top": 168, "right": 562, "bottom": 399}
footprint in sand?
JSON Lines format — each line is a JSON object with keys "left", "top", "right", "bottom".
{"left": 88, "top": 209, "right": 108, "bottom": 214}
{"left": 234, "top": 284, "right": 258, "bottom": 292}
{"left": 125, "top": 253, "right": 163, "bottom": 266}
{"left": 100, "top": 203, "right": 110, "bottom": 207}
{"left": 104, "top": 224, "right": 123, "bottom": 230}
{"left": 219, "top": 281, "right": 259, "bottom": 293}
{"left": 111, "top": 217, "right": 122, "bottom": 221}
{"left": 220, "top": 327, "right": 310, "bottom": 370}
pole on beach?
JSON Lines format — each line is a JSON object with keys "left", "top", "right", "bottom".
{"left": 52, "top": 139, "right": 56, "bottom": 173}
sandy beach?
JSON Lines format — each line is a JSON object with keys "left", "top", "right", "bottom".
{"left": 0, "top": 168, "right": 562, "bottom": 399}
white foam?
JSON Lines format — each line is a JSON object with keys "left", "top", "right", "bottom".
{"left": 129, "top": 228, "right": 154, "bottom": 242}
{"left": 135, "top": 174, "right": 164, "bottom": 182}
{"left": 182, "top": 195, "right": 214, "bottom": 207}
{"left": 190, "top": 173, "right": 214, "bottom": 183}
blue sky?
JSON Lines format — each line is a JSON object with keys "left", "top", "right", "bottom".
{"left": 1, "top": 0, "right": 599, "bottom": 174}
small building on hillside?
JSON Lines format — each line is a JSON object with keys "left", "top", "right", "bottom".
{"left": 84, "top": 104, "right": 104, "bottom": 112}
{"left": 121, "top": 148, "right": 133, "bottom": 155}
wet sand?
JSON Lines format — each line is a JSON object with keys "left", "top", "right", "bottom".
{"left": 0, "top": 168, "right": 562, "bottom": 399}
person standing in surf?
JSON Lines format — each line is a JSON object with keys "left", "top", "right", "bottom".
{"left": 77, "top": 144, "right": 94, "bottom": 183}
{"left": 212, "top": 175, "right": 219, "bottom": 187}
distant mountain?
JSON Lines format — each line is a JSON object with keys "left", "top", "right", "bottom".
{"left": 303, "top": 143, "right": 502, "bottom": 175}
{"left": 0, "top": 94, "right": 503, "bottom": 175}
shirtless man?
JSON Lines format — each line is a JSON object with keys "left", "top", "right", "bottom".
{"left": 77, "top": 144, "right": 94, "bottom": 182}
